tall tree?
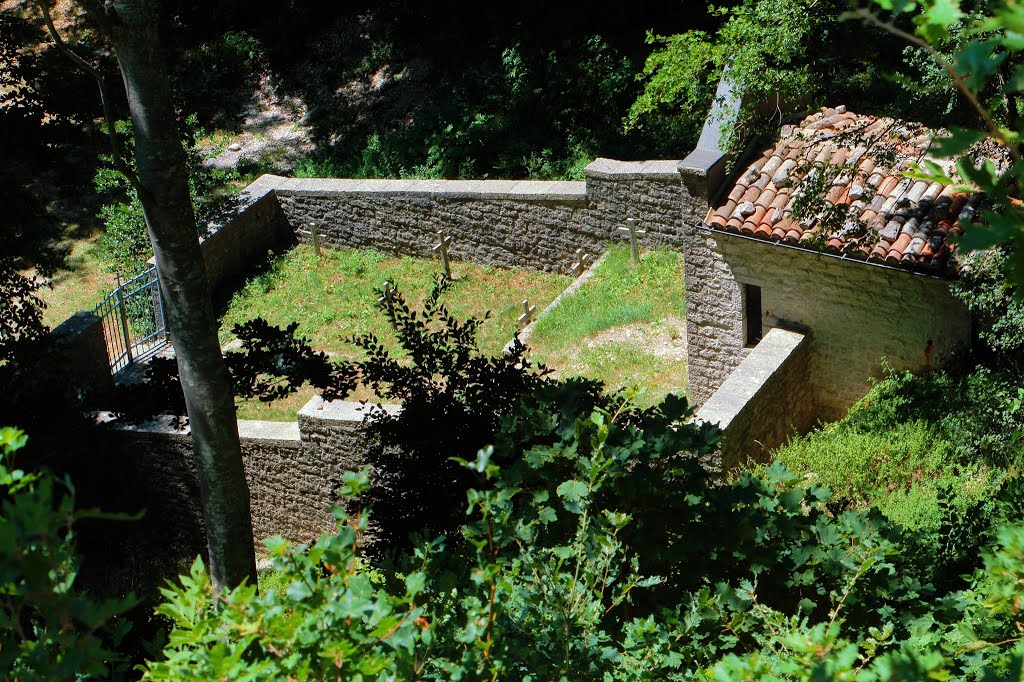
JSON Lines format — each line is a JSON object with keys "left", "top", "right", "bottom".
{"left": 37, "top": 0, "right": 256, "bottom": 587}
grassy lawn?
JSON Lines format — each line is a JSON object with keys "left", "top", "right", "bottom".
{"left": 222, "top": 245, "right": 573, "bottom": 420}
{"left": 525, "top": 245, "right": 688, "bottom": 409}
{"left": 37, "top": 237, "right": 117, "bottom": 328}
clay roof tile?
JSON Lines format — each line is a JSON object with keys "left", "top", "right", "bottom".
{"left": 705, "top": 106, "right": 983, "bottom": 275}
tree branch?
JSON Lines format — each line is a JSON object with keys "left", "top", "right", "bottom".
{"left": 35, "top": 0, "right": 145, "bottom": 193}
{"left": 854, "top": 8, "right": 1022, "bottom": 164}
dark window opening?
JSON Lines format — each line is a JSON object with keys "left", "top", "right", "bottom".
{"left": 744, "top": 284, "right": 763, "bottom": 347}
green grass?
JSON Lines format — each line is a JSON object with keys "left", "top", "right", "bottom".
{"left": 221, "top": 245, "right": 572, "bottom": 419}
{"left": 766, "top": 370, "right": 1017, "bottom": 557}
{"left": 525, "top": 245, "right": 688, "bottom": 408}
{"left": 37, "top": 238, "right": 116, "bottom": 327}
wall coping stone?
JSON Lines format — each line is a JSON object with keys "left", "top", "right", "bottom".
{"left": 95, "top": 413, "right": 300, "bottom": 448}
{"left": 238, "top": 420, "right": 300, "bottom": 445}
{"left": 274, "top": 177, "right": 587, "bottom": 203}
{"left": 678, "top": 148, "right": 726, "bottom": 176}
{"left": 297, "top": 397, "right": 402, "bottom": 423}
{"left": 695, "top": 328, "right": 807, "bottom": 430}
{"left": 96, "top": 412, "right": 189, "bottom": 436}
{"left": 51, "top": 310, "right": 103, "bottom": 344}
{"left": 204, "top": 174, "right": 288, "bottom": 239}
{"left": 583, "top": 157, "right": 683, "bottom": 181}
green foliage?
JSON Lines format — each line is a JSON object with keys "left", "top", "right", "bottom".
{"left": 141, "top": 473, "right": 434, "bottom": 681}
{"left": 862, "top": 0, "right": 1024, "bottom": 286}
{"left": 295, "top": 35, "right": 675, "bottom": 181}
{"left": 177, "top": 31, "right": 265, "bottom": 128}
{"left": 627, "top": 0, "right": 910, "bottom": 150}
{"left": 953, "top": 248, "right": 1024, "bottom": 363}
{"left": 95, "top": 117, "right": 240, "bottom": 276}
{"left": 0, "top": 427, "right": 136, "bottom": 679}
{"left": 773, "top": 366, "right": 1024, "bottom": 589}
{"left": 228, "top": 275, "right": 564, "bottom": 546}
{"left": 141, "top": 401, "right": 1024, "bottom": 679}
{"left": 0, "top": 256, "right": 47, "bottom": 366}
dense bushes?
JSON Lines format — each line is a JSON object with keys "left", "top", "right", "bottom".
{"left": 288, "top": 32, "right": 685, "bottom": 181}
{"left": 138, "top": 420, "right": 1024, "bottom": 679}
{"left": 773, "top": 367, "right": 1023, "bottom": 589}
{"left": 772, "top": 244, "right": 1024, "bottom": 595}
{"left": 94, "top": 117, "right": 240, "bottom": 276}
{"left": 5, "top": 275, "right": 1023, "bottom": 678}
{"left": 0, "top": 428, "right": 135, "bottom": 679}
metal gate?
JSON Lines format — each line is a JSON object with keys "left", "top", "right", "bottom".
{"left": 93, "top": 265, "right": 169, "bottom": 373}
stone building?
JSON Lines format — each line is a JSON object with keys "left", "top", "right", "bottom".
{"left": 683, "top": 106, "right": 974, "bottom": 459}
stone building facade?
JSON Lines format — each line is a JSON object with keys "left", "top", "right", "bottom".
{"left": 683, "top": 228, "right": 970, "bottom": 421}
{"left": 685, "top": 106, "right": 973, "bottom": 430}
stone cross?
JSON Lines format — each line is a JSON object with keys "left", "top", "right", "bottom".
{"left": 570, "top": 249, "right": 592, "bottom": 277}
{"left": 378, "top": 281, "right": 397, "bottom": 328}
{"left": 517, "top": 299, "right": 537, "bottom": 327}
{"left": 310, "top": 223, "right": 323, "bottom": 258}
{"left": 617, "top": 218, "right": 647, "bottom": 264}
{"left": 432, "top": 230, "right": 454, "bottom": 279}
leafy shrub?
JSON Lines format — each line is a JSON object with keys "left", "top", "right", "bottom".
{"left": 177, "top": 31, "right": 265, "bottom": 128}
{"left": 953, "top": 247, "right": 1024, "bottom": 365}
{"left": 95, "top": 118, "right": 240, "bottom": 276}
{"left": 292, "top": 34, "right": 670, "bottom": 181}
{"left": 774, "top": 418, "right": 951, "bottom": 497}
{"left": 0, "top": 256, "right": 47, "bottom": 365}
{"left": 227, "top": 276, "right": 564, "bottom": 545}
{"left": 139, "top": 400, "right": 1024, "bottom": 679}
{"left": 57, "top": 280, "right": 1024, "bottom": 678}
{"left": 0, "top": 427, "right": 135, "bottom": 679}
{"left": 773, "top": 366, "right": 1024, "bottom": 590}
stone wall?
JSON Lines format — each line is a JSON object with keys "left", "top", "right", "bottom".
{"left": 271, "top": 159, "right": 691, "bottom": 274}
{"left": 106, "top": 398, "right": 400, "bottom": 556}
{"left": 681, "top": 227, "right": 749, "bottom": 407}
{"left": 197, "top": 174, "right": 292, "bottom": 299}
{"left": 48, "top": 311, "right": 114, "bottom": 405}
{"left": 684, "top": 227, "right": 972, "bottom": 419}
{"left": 695, "top": 328, "right": 812, "bottom": 470}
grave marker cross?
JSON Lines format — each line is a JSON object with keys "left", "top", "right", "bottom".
{"left": 517, "top": 299, "right": 537, "bottom": 327}
{"left": 617, "top": 218, "right": 647, "bottom": 264}
{"left": 432, "top": 230, "right": 455, "bottom": 279}
{"left": 378, "top": 281, "right": 398, "bottom": 329}
{"left": 310, "top": 222, "right": 322, "bottom": 258}
{"left": 570, "top": 249, "right": 592, "bottom": 277}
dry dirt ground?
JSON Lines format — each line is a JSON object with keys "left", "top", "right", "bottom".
{"left": 585, "top": 316, "right": 688, "bottom": 363}
{"left": 202, "top": 75, "right": 313, "bottom": 173}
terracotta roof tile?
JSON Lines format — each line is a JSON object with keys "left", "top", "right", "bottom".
{"left": 706, "top": 107, "right": 987, "bottom": 274}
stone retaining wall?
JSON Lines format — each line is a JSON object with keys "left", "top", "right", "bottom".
{"left": 107, "top": 398, "right": 399, "bottom": 556}
{"left": 196, "top": 174, "right": 292, "bottom": 299}
{"left": 270, "top": 159, "right": 689, "bottom": 274}
{"left": 695, "top": 328, "right": 812, "bottom": 470}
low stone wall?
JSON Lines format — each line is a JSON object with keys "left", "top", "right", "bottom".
{"left": 197, "top": 174, "right": 292, "bottom": 299}
{"left": 48, "top": 311, "right": 114, "bottom": 405}
{"left": 271, "top": 159, "right": 689, "bottom": 274}
{"left": 695, "top": 328, "right": 811, "bottom": 470}
{"left": 106, "top": 398, "right": 400, "bottom": 556}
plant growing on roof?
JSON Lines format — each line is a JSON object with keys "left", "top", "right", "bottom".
{"left": 855, "top": 0, "right": 1024, "bottom": 286}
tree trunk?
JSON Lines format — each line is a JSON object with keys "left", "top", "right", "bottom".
{"left": 102, "top": 0, "right": 256, "bottom": 588}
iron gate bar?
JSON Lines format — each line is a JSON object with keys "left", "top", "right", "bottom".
{"left": 92, "top": 264, "right": 168, "bottom": 374}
